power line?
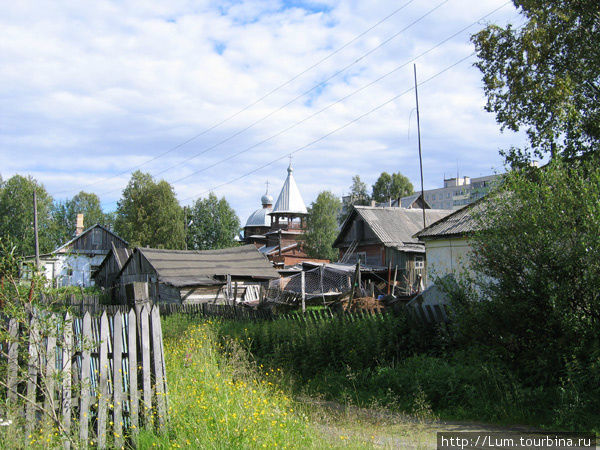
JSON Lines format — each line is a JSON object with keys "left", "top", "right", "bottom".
{"left": 180, "top": 51, "right": 477, "bottom": 205}
{"left": 52, "top": 0, "right": 420, "bottom": 196}
{"left": 97, "top": 0, "right": 452, "bottom": 197}
{"left": 163, "top": 1, "right": 510, "bottom": 186}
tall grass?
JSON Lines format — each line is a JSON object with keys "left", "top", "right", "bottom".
{"left": 136, "top": 314, "right": 372, "bottom": 449}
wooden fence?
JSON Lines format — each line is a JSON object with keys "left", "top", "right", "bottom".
{"left": 158, "top": 301, "right": 448, "bottom": 324}
{"left": 2, "top": 305, "right": 167, "bottom": 448}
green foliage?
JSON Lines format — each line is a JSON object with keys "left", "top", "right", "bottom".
{"left": 114, "top": 171, "right": 185, "bottom": 249}
{"left": 452, "top": 159, "right": 600, "bottom": 384}
{"left": 472, "top": 0, "right": 600, "bottom": 164}
{"left": 186, "top": 192, "right": 240, "bottom": 250}
{"left": 371, "top": 172, "right": 413, "bottom": 204}
{"left": 139, "top": 315, "right": 327, "bottom": 448}
{"left": 304, "top": 191, "right": 342, "bottom": 261}
{"left": 52, "top": 191, "right": 110, "bottom": 243}
{"left": 0, "top": 175, "right": 57, "bottom": 255}
{"left": 339, "top": 175, "right": 370, "bottom": 224}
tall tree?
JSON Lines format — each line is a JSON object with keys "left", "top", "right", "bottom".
{"left": 114, "top": 171, "right": 185, "bottom": 249}
{"left": 187, "top": 193, "right": 240, "bottom": 250}
{"left": 339, "top": 175, "right": 370, "bottom": 224}
{"left": 0, "top": 175, "right": 56, "bottom": 255}
{"left": 472, "top": 0, "right": 600, "bottom": 165}
{"left": 304, "top": 191, "right": 342, "bottom": 261}
{"left": 52, "top": 191, "right": 108, "bottom": 242}
{"left": 371, "top": 172, "right": 414, "bottom": 204}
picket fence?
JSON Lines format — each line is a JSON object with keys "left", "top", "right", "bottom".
{"left": 3, "top": 305, "right": 167, "bottom": 448}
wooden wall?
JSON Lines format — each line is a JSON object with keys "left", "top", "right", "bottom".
{"left": 63, "top": 226, "right": 127, "bottom": 253}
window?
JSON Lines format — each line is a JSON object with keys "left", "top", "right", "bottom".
{"left": 415, "top": 255, "right": 424, "bottom": 269}
{"left": 432, "top": 194, "right": 436, "bottom": 200}
{"left": 355, "top": 252, "right": 367, "bottom": 264}
{"left": 446, "top": 192, "right": 450, "bottom": 198}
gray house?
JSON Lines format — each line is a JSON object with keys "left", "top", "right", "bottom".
{"left": 115, "top": 244, "right": 279, "bottom": 304}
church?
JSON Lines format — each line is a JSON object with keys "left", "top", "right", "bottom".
{"left": 243, "top": 163, "right": 326, "bottom": 268}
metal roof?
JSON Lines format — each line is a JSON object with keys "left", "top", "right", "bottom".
{"left": 414, "top": 200, "right": 485, "bottom": 239}
{"left": 271, "top": 164, "right": 308, "bottom": 215}
{"left": 244, "top": 206, "right": 272, "bottom": 227}
{"left": 132, "top": 244, "right": 279, "bottom": 287}
{"left": 334, "top": 206, "right": 453, "bottom": 249}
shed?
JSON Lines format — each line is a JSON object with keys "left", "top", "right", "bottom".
{"left": 116, "top": 244, "right": 280, "bottom": 304}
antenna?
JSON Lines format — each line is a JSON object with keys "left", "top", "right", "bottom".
{"left": 413, "top": 64, "right": 426, "bottom": 229}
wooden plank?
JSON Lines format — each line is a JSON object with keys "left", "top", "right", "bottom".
{"left": 62, "top": 313, "right": 73, "bottom": 448}
{"left": 97, "top": 312, "right": 109, "bottom": 448}
{"left": 128, "top": 308, "right": 139, "bottom": 432}
{"left": 26, "top": 315, "right": 40, "bottom": 432}
{"left": 44, "top": 315, "right": 57, "bottom": 417}
{"left": 79, "top": 313, "right": 92, "bottom": 443}
{"left": 151, "top": 306, "right": 167, "bottom": 431}
{"left": 112, "top": 312, "right": 124, "bottom": 448}
{"left": 6, "top": 318, "right": 19, "bottom": 404}
{"left": 139, "top": 306, "right": 152, "bottom": 428}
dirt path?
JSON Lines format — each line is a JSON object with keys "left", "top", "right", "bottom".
{"left": 299, "top": 398, "right": 541, "bottom": 449}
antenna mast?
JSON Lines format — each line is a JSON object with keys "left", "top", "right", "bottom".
{"left": 414, "top": 64, "right": 426, "bottom": 229}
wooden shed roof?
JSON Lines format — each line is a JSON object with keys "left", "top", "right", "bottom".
{"left": 126, "top": 245, "right": 279, "bottom": 288}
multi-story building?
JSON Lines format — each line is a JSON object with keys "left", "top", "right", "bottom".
{"left": 409, "top": 174, "right": 500, "bottom": 210}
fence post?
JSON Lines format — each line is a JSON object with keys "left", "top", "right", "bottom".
{"left": 113, "top": 312, "right": 124, "bottom": 448}
{"left": 79, "top": 312, "right": 92, "bottom": 443}
{"left": 151, "top": 306, "right": 167, "bottom": 431}
{"left": 97, "top": 312, "right": 109, "bottom": 448}
{"left": 128, "top": 308, "right": 139, "bottom": 433}
{"left": 301, "top": 271, "right": 306, "bottom": 314}
{"left": 139, "top": 306, "right": 152, "bottom": 428}
{"left": 6, "top": 318, "right": 19, "bottom": 404}
{"left": 62, "top": 312, "right": 73, "bottom": 448}
{"left": 25, "top": 315, "right": 40, "bottom": 432}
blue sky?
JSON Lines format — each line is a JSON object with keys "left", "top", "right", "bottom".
{"left": 0, "top": 0, "right": 526, "bottom": 224}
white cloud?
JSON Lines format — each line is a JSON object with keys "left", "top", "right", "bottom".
{"left": 0, "top": 0, "right": 524, "bottom": 225}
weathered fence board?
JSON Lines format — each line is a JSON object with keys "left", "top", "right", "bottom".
{"left": 1, "top": 306, "right": 167, "bottom": 448}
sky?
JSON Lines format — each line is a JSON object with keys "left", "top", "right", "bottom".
{"left": 0, "top": 0, "right": 527, "bottom": 224}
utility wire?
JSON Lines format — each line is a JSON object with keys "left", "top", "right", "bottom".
{"left": 164, "top": 1, "right": 510, "bottom": 186}
{"left": 179, "top": 51, "right": 476, "bottom": 205}
{"left": 53, "top": 0, "right": 420, "bottom": 196}
{"left": 97, "top": 0, "right": 452, "bottom": 197}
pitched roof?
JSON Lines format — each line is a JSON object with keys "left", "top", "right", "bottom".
{"left": 130, "top": 244, "right": 279, "bottom": 287}
{"left": 414, "top": 199, "right": 485, "bottom": 239}
{"left": 334, "top": 206, "right": 453, "bottom": 249}
{"left": 271, "top": 164, "right": 307, "bottom": 215}
{"left": 54, "top": 223, "right": 128, "bottom": 253}
{"left": 399, "top": 193, "right": 431, "bottom": 209}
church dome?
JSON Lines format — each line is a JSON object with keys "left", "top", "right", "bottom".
{"left": 245, "top": 206, "right": 272, "bottom": 228}
{"left": 261, "top": 193, "right": 274, "bottom": 206}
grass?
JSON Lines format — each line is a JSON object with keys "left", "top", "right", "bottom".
{"left": 135, "top": 314, "right": 393, "bottom": 448}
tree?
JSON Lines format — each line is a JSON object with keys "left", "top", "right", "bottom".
{"left": 186, "top": 193, "right": 240, "bottom": 250}
{"left": 472, "top": 0, "right": 600, "bottom": 165}
{"left": 371, "top": 172, "right": 413, "bottom": 204}
{"left": 339, "top": 175, "right": 371, "bottom": 224}
{"left": 52, "top": 191, "right": 108, "bottom": 242}
{"left": 114, "top": 171, "right": 185, "bottom": 249}
{"left": 0, "top": 175, "right": 56, "bottom": 255}
{"left": 447, "top": 158, "right": 600, "bottom": 388}
{"left": 304, "top": 191, "right": 341, "bottom": 261}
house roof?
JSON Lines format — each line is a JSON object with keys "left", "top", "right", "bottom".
{"left": 414, "top": 199, "right": 486, "bottom": 239}
{"left": 271, "top": 164, "right": 308, "bottom": 215}
{"left": 127, "top": 244, "right": 279, "bottom": 288}
{"left": 399, "top": 193, "right": 431, "bottom": 209}
{"left": 333, "top": 206, "right": 453, "bottom": 250}
{"left": 54, "top": 224, "right": 128, "bottom": 253}
{"left": 92, "top": 242, "right": 133, "bottom": 278}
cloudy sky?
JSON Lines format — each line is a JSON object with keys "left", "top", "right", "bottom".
{"left": 1, "top": 0, "right": 526, "bottom": 223}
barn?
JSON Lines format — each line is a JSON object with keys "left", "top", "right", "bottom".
{"left": 115, "top": 244, "right": 279, "bottom": 304}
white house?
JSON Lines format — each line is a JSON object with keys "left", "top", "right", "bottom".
{"left": 35, "top": 215, "right": 128, "bottom": 287}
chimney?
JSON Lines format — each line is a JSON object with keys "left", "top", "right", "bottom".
{"left": 75, "top": 214, "right": 84, "bottom": 236}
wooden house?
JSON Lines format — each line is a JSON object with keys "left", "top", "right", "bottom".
{"left": 36, "top": 219, "right": 128, "bottom": 287}
{"left": 414, "top": 199, "right": 485, "bottom": 286}
{"left": 333, "top": 206, "right": 452, "bottom": 289}
{"left": 115, "top": 244, "right": 279, "bottom": 304}
{"left": 92, "top": 242, "right": 133, "bottom": 298}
